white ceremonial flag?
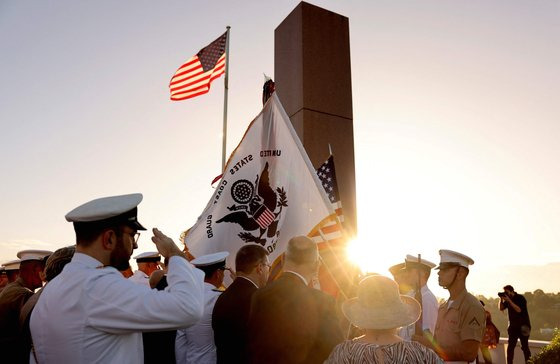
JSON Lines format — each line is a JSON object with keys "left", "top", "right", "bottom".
{"left": 186, "top": 93, "right": 336, "bottom": 271}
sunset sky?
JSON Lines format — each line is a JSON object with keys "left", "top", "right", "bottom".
{"left": 1, "top": 1, "right": 558, "bottom": 298}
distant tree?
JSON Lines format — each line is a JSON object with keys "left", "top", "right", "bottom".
{"left": 529, "top": 329, "right": 560, "bottom": 364}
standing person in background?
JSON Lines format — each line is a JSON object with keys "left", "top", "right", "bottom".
{"left": 0, "top": 249, "right": 51, "bottom": 362}
{"left": 175, "top": 251, "right": 229, "bottom": 364}
{"left": 425, "top": 250, "right": 485, "bottom": 364}
{"left": 3, "top": 260, "right": 21, "bottom": 284}
{"left": 405, "top": 254, "right": 439, "bottom": 337}
{"left": 30, "top": 193, "right": 205, "bottom": 364}
{"left": 129, "top": 252, "right": 161, "bottom": 286}
{"left": 499, "top": 285, "right": 531, "bottom": 364}
{"left": 19, "top": 246, "right": 75, "bottom": 363}
{"left": 478, "top": 300, "right": 499, "bottom": 363}
{"left": 325, "top": 275, "right": 443, "bottom": 364}
{"left": 248, "top": 236, "right": 343, "bottom": 364}
{"left": 212, "top": 244, "right": 270, "bottom": 364}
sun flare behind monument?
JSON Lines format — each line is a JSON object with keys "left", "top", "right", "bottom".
{"left": 346, "top": 238, "right": 387, "bottom": 275}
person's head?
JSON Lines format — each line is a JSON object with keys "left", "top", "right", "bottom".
{"left": 19, "top": 260, "right": 45, "bottom": 290}
{"left": 17, "top": 250, "right": 53, "bottom": 290}
{"left": 6, "top": 270, "right": 19, "bottom": 283}
{"left": 44, "top": 246, "right": 75, "bottom": 282}
{"left": 235, "top": 244, "right": 269, "bottom": 287}
{"left": 503, "top": 284, "right": 515, "bottom": 297}
{"left": 389, "top": 262, "right": 411, "bottom": 293}
{"left": 284, "top": 236, "right": 319, "bottom": 281}
{"left": 65, "top": 194, "right": 146, "bottom": 270}
{"left": 0, "top": 270, "right": 8, "bottom": 288}
{"left": 404, "top": 254, "right": 436, "bottom": 286}
{"left": 436, "top": 249, "right": 474, "bottom": 290}
{"left": 134, "top": 252, "right": 161, "bottom": 276}
{"left": 192, "top": 251, "right": 229, "bottom": 288}
{"left": 2, "top": 259, "right": 20, "bottom": 283}
{"left": 342, "top": 275, "right": 420, "bottom": 333}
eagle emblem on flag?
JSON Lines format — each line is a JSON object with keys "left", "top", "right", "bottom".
{"left": 217, "top": 162, "right": 288, "bottom": 246}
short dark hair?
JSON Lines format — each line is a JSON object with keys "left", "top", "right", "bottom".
{"left": 285, "top": 236, "right": 318, "bottom": 266}
{"left": 74, "top": 222, "right": 123, "bottom": 246}
{"left": 235, "top": 245, "right": 268, "bottom": 274}
{"left": 504, "top": 285, "right": 514, "bottom": 292}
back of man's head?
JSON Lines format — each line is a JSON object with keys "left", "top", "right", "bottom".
{"left": 44, "top": 246, "right": 75, "bottom": 282}
{"left": 236, "top": 245, "right": 268, "bottom": 274}
{"left": 285, "top": 236, "right": 318, "bottom": 267}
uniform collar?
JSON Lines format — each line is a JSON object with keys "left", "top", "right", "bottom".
{"left": 446, "top": 289, "right": 468, "bottom": 309}
{"left": 72, "top": 252, "right": 104, "bottom": 269}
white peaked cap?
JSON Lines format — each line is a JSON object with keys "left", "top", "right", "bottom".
{"left": 133, "top": 251, "right": 160, "bottom": 260}
{"left": 65, "top": 193, "right": 146, "bottom": 230}
{"left": 2, "top": 259, "right": 21, "bottom": 270}
{"left": 437, "top": 249, "right": 475, "bottom": 268}
{"left": 191, "top": 251, "right": 229, "bottom": 267}
{"left": 405, "top": 254, "right": 436, "bottom": 269}
{"left": 17, "top": 249, "right": 53, "bottom": 262}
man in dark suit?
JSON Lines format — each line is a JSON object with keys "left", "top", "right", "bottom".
{"left": 248, "top": 236, "right": 343, "bottom": 364}
{"left": 212, "top": 244, "right": 270, "bottom": 364}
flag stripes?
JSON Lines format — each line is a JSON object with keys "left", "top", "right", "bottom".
{"left": 169, "top": 32, "right": 227, "bottom": 101}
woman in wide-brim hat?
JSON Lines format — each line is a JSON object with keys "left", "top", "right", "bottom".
{"left": 325, "top": 275, "right": 443, "bottom": 364}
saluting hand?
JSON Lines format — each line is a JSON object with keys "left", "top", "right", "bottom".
{"left": 151, "top": 228, "right": 186, "bottom": 260}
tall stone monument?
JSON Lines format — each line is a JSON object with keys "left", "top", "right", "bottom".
{"left": 275, "top": 2, "right": 356, "bottom": 235}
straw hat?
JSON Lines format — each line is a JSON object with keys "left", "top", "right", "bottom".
{"left": 342, "top": 275, "right": 421, "bottom": 330}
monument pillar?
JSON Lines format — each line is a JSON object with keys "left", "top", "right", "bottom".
{"left": 275, "top": 2, "right": 357, "bottom": 235}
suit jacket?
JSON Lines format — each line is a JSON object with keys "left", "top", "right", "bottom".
{"left": 212, "top": 277, "right": 258, "bottom": 364}
{"left": 248, "top": 272, "right": 343, "bottom": 364}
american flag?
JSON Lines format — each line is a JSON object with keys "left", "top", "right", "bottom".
{"left": 169, "top": 32, "right": 227, "bottom": 101}
{"left": 310, "top": 155, "right": 345, "bottom": 247}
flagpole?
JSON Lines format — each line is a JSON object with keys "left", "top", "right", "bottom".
{"left": 221, "top": 26, "right": 231, "bottom": 171}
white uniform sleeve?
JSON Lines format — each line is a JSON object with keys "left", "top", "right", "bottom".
{"left": 86, "top": 256, "right": 204, "bottom": 333}
{"left": 422, "top": 290, "right": 439, "bottom": 334}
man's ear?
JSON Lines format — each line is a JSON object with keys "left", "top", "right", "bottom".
{"left": 102, "top": 229, "right": 116, "bottom": 251}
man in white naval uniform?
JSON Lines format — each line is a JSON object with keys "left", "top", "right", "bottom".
{"left": 175, "top": 251, "right": 229, "bottom": 364}
{"left": 30, "top": 193, "right": 205, "bottom": 364}
{"left": 129, "top": 251, "right": 161, "bottom": 287}
{"left": 405, "top": 254, "right": 439, "bottom": 337}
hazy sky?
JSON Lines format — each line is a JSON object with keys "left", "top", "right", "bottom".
{"left": 1, "top": 1, "right": 558, "bottom": 298}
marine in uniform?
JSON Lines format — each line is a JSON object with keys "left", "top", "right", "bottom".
{"left": 29, "top": 193, "right": 205, "bottom": 364}
{"left": 175, "top": 251, "right": 229, "bottom": 364}
{"left": 129, "top": 251, "right": 161, "bottom": 286}
{"left": 430, "top": 250, "right": 485, "bottom": 364}
{"left": 0, "top": 250, "right": 51, "bottom": 362}
{"left": 3, "top": 259, "right": 22, "bottom": 284}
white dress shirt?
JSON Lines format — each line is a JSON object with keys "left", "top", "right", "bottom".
{"left": 30, "top": 253, "right": 205, "bottom": 364}
{"left": 175, "top": 282, "right": 221, "bottom": 364}
{"left": 421, "top": 285, "right": 439, "bottom": 334}
{"left": 398, "top": 285, "right": 439, "bottom": 341}
{"left": 128, "top": 269, "right": 150, "bottom": 287}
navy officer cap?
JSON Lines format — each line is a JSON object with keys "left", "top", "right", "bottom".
{"left": 65, "top": 193, "right": 146, "bottom": 231}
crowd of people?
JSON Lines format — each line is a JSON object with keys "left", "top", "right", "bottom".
{"left": 0, "top": 193, "right": 532, "bottom": 364}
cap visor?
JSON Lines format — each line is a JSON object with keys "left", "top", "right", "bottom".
{"left": 128, "top": 221, "right": 147, "bottom": 231}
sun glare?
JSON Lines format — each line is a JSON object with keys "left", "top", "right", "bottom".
{"left": 346, "top": 238, "right": 388, "bottom": 275}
